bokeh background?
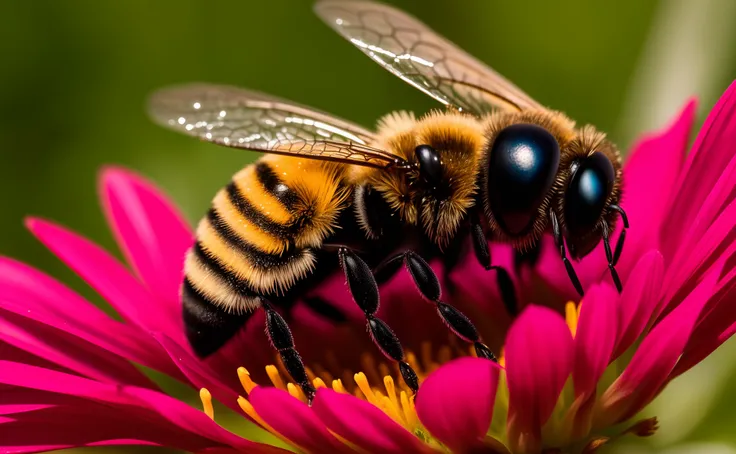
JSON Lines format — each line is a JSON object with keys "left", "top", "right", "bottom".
{"left": 2, "top": 0, "right": 736, "bottom": 452}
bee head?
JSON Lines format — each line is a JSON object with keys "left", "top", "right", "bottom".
{"left": 555, "top": 126, "right": 623, "bottom": 258}
{"left": 406, "top": 112, "right": 485, "bottom": 248}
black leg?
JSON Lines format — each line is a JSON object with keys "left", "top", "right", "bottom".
{"left": 613, "top": 229, "right": 626, "bottom": 266}
{"left": 495, "top": 267, "right": 519, "bottom": 317}
{"left": 601, "top": 223, "right": 623, "bottom": 292}
{"left": 471, "top": 221, "right": 519, "bottom": 317}
{"left": 373, "top": 252, "right": 406, "bottom": 284}
{"left": 388, "top": 250, "right": 498, "bottom": 362}
{"left": 338, "top": 247, "right": 419, "bottom": 394}
{"left": 471, "top": 222, "right": 492, "bottom": 270}
{"left": 261, "top": 299, "right": 317, "bottom": 404}
{"left": 609, "top": 204, "right": 629, "bottom": 266}
{"left": 549, "top": 210, "right": 584, "bottom": 297}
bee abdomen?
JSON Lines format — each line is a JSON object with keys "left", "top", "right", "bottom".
{"left": 183, "top": 157, "right": 348, "bottom": 355}
{"left": 181, "top": 276, "right": 253, "bottom": 357}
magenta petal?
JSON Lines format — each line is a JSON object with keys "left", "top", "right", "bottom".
{"left": 249, "top": 387, "right": 351, "bottom": 453}
{"left": 0, "top": 404, "right": 53, "bottom": 415}
{"left": 662, "top": 200, "right": 736, "bottom": 307}
{"left": 25, "top": 218, "right": 184, "bottom": 344}
{"left": 124, "top": 387, "right": 286, "bottom": 454}
{"left": 665, "top": 152, "right": 736, "bottom": 283}
{"left": 602, "top": 263, "right": 720, "bottom": 422}
{"left": 573, "top": 283, "right": 618, "bottom": 398}
{"left": 0, "top": 387, "right": 74, "bottom": 416}
{"left": 672, "top": 267, "right": 736, "bottom": 377}
{"left": 416, "top": 357, "right": 500, "bottom": 453}
{"left": 313, "top": 388, "right": 431, "bottom": 453}
{"left": 661, "top": 82, "right": 736, "bottom": 256}
{"left": 0, "top": 409, "right": 162, "bottom": 454}
{"left": 0, "top": 397, "right": 285, "bottom": 454}
{"left": 100, "top": 167, "right": 193, "bottom": 308}
{"left": 613, "top": 250, "right": 665, "bottom": 358}
{"left": 153, "top": 333, "right": 240, "bottom": 412}
{"left": 0, "top": 363, "right": 286, "bottom": 454}
{"left": 0, "top": 361, "right": 142, "bottom": 405}
{"left": 505, "top": 305, "right": 574, "bottom": 435}
{"left": 674, "top": 322, "right": 734, "bottom": 379}
{"left": 0, "top": 257, "right": 176, "bottom": 374}
{"left": 0, "top": 308, "right": 155, "bottom": 388}
{"left": 617, "top": 100, "right": 696, "bottom": 273}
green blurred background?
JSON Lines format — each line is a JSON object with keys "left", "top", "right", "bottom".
{"left": 2, "top": 0, "right": 736, "bottom": 452}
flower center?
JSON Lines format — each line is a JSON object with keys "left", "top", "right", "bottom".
{"left": 204, "top": 342, "right": 473, "bottom": 450}
{"left": 197, "top": 300, "right": 657, "bottom": 452}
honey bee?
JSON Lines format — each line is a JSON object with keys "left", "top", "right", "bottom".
{"left": 149, "top": 0, "right": 629, "bottom": 401}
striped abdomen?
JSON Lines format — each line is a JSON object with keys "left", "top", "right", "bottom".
{"left": 183, "top": 155, "right": 349, "bottom": 356}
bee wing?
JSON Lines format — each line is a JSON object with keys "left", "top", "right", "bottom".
{"left": 315, "top": 0, "right": 542, "bottom": 114}
{"left": 148, "top": 84, "right": 404, "bottom": 169}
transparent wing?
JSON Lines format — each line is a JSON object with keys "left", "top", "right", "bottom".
{"left": 148, "top": 84, "right": 404, "bottom": 169}
{"left": 315, "top": 0, "right": 543, "bottom": 114}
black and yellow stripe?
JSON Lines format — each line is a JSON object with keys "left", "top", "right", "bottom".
{"left": 183, "top": 155, "right": 349, "bottom": 353}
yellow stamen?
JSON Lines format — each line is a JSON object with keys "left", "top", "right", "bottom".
{"left": 235, "top": 346, "right": 455, "bottom": 449}
{"left": 400, "top": 390, "right": 418, "bottom": 428}
{"left": 265, "top": 365, "right": 287, "bottom": 390}
{"left": 565, "top": 301, "right": 580, "bottom": 337}
{"left": 313, "top": 377, "right": 327, "bottom": 389}
{"left": 354, "top": 372, "right": 376, "bottom": 402}
{"left": 237, "top": 396, "right": 263, "bottom": 425}
{"left": 237, "top": 367, "right": 258, "bottom": 394}
{"left": 286, "top": 383, "right": 306, "bottom": 401}
{"left": 199, "top": 388, "right": 214, "bottom": 420}
{"left": 332, "top": 379, "right": 347, "bottom": 394}
{"left": 237, "top": 396, "right": 294, "bottom": 447}
{"left": 384, "top": 376, "right": 399, "bottom": 411}
{"left": 203, "top": 299, "right": 658, "bottom": 453}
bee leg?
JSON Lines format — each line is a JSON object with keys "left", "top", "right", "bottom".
{"left": 549, "top": 209, "right": 584, "bottom": 297}
{"left": 338, "top": 247, "right": 419, "bottom": 394}
{"left": 471, "top": 222, "right": 492, "bottom": 270}
{"left": 261, "top": 298, "right": 317, "bottom": 405}
{"left": 601, "top": 223, "right": 623, "bottom": 292}
{"left": 398, "top": 250, "right": 497, "bottom": 362}
{"left": 609, "top": 204, "right": 629, "bottom": 266}
{"left": 372, "top": 252, "right": 405, "bottom": 284}
{"left": 471, "top": 222, "right": 518, "bottom": 317}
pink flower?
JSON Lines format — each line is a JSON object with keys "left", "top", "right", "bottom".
{"left": 1, "top": 82, "right": 736, "bottom": 454}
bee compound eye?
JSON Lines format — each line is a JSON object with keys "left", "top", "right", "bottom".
{"left": 486, "top": 123, "right": 561, "bottom": 236}
{"left": 564, "top": 151, "right": 615, "bottom": 236}
{"left": 414, "top": 144, "right": 443, "bottom": 187}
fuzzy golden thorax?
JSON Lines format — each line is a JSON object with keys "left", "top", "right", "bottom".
{"left": 480, "top": 109, "right": 577, "bottom": 251}
{"left": 555, "top": 125, "right": 623, "bottom": 258}
{"left": 355, "top": 110, "right": 486, "bottom": 247}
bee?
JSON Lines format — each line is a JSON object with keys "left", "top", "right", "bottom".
{"left": 149, "top": 0, "right": 629, "bottom": 401}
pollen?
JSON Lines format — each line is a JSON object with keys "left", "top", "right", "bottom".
{"left": 235, "top": 342, "right": 467, "bottom": 450}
